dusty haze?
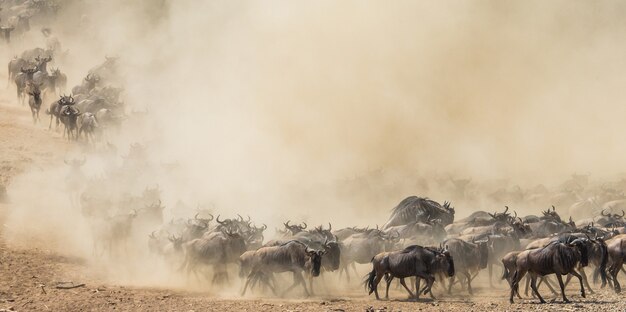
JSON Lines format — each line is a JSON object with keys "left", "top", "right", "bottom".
{"left": 3, "top": 0, "right": 626, "bottom": 290}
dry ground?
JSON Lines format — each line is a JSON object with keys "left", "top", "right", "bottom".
{"left": 0, "top": 92, "right": 625, "bottom": 311}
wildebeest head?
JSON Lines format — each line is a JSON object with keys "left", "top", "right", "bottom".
{"left": 168, "top": 235, "right": 184, "bottom": 251}
{"left": 488, "top": 206, "right": 512, "bottom": 223}
{"left": 541, "top": 205, "right": 561, "bottom": 222}
{"left": 508, "top": 216, "right": 532, "bottom": 238}
{"left": 321, "top": 237, "right": 341, "bottom": 271}
{"left": 283, "top": 220, "right": 307, "bottom": 235}
{"left": 569, "top": 238, "right": 590, "bottom": 267}
{"left": 435, "top": 245, "right": 455, "bottom": 277}
{"left": 305, "top": 247, "right": 326, "bottom": 277}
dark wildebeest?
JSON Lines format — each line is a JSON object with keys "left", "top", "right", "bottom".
{"left": 383, "top": 196, "right": 455, "bottom": 230}
{"left": 442, "top": 237, "right": 489, "bottom": 295}
{"left": 240, "top": 240, "right": 325, "bottom": 297}
{"left": 606, "top": 234, "right": 626, "bottom": 293}
{"left": 365, "top": 245, "right": 455, "bottom": 300}
{"left": 47, "top": 94, "right": 74, "bottom": 130}
{"left": 27, "top": 83, "right": 43, "bottom": 123}
{"left": 60, "top": 105, "right": 80, "bottom": 140}
{"left": 509, "top": 238, "right": 590, "bottom": 303}
{"left": 14, "top": 67, "right": 37, "bottom": 105}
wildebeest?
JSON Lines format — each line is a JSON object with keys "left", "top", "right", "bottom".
{"left": 339, "top": 229, "right": 398, "bottom": 282}
{"left": 72, "top": 73, "right": 100, "bottom": 95}
{"left": 240, "top": 240, "right": 325, "bottom": 297}
{"left": 48, "top": 67, "right": 67, "bottom": 94}
{"left": 442, "top": 237, "right": 489, "bottom": 295}
{"left": 27, "top": 83, "right": 43, "bottom": 123}
{"left": 606, "top": 234, "right": 626, "bottom": 293}
{"left": 509, "top": 238, "right": 590, "bottom": 303}
{"left": 365, "top": 244, "right": 455, "bottom": 300}
{"left": 77, "top": 112, "right": 98, "bottom": 143}
{"left": 59, "top": 105, "right": 80, "bottom": 140}
{"left": 14, "top": 67, "right": 37, "bottom": 104}
{"left": 47, "top": 94, "right": 75, "bottom": 130}
{"left": 7, "top": 56, "right": 29, "bottom": 86}
{"left": 383, "top": 196, "right": 455, "bottom": 229}
{"left": 180, "top": 229, "right": 247, "bottom": 284}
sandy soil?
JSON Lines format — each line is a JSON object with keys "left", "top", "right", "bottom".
{"left": 0, "top": 94, "right": 625, "bottom": 311}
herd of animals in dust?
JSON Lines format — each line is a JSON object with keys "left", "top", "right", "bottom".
{"left": 2, "top": 0, "right": 626, "bottom": 306}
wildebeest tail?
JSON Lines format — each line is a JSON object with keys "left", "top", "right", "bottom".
{"left": 599, "top": 241, "right": 609, "bottom": 285}
{"left": 364, "top": 268, "right": 377, "bottom": 295}
{"left": 501, "top": 265, "right": 509, "bottom": 280}
{"left": 511, "top": 270, "right": 520, "bottom": 294}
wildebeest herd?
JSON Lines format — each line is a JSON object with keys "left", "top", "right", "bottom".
{"left": 78, "top": 163, "right": 626, "bottom": 303}
{"left": 3, "top": 0, "right": 626, "bottom": 306}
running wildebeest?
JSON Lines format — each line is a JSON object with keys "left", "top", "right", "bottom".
{"left": 14, "top": 67, "right": 37, "bottom": 104}
{"left": 77, "top": 112, "right": 98, "bottom": 143}
{"left": 27, "top": 83, "right": 43, "bottom": 123}
{"left": 442, "top": 237, "right": 489, "bottom": 295}
{"left": 240, "top": 240, "right": 325, "bottom": 297}
{"left": 366, "top": 244, "right": 455, "bottom": 300}
{"left": 606, "top": 234, "right": 626, "bottom": 293}
{"left": 509, "top": 238, "right": 590, "bottom": 304}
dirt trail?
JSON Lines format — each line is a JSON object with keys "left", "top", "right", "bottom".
{"left": 0, "top": 97, "right": 625, "bottom": 311}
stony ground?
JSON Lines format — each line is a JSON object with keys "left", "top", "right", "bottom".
{"left": 1, "top": 92, "right": 625, "bottom": 311}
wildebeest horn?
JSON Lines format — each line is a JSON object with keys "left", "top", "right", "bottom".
{"left": 261, "top": 224, "right": 267, "bottom": 230}
{"left": 216, "top": 215, "right": 225, "bottom": 224}
{"left": 237, "top": 214, "right": 243, "bottom": 221}
{"left": 552, "top": 205, "right": 556, "bottom": 211}
{"left": 194, "top": 213, "right": 200, "bottom": 220}
{"left": 247, "top": 215, "right": 251, "bottom": 222}
{"left": 328, "top": 222, "right": 332, "bottom": 231}
{"left": 206, "top": 214, "right": 214, "bottom": 221}
{"left": 149, "top": 231, "right": 156, "bottom": 239}
{"left": 301, "top": 222, "right": 307, "bottom": 229}
{"left": 504, "top": 206, "right": 509, "bottom": 214}
{"left": 622, "top": 210, "right": 625, "bottom": 217}
{"left": 284, "top": 220, "right": 291, "bottom": 227}
{"left": 513, "top": 210, "right": 517, "bottom": 218}
{"left": 601, "top": 209, "right": 608, "bottom": 216}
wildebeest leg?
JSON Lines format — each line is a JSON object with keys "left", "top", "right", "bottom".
{"left": 282, "top": 271, "right": 308, "bottom": 297}
{"left": 610, "top": 261, "right": 622, "bottom": 293}
{"left": 398, "top": 278, "right": 415, "bottom": 299}
{"left": 372, "top": 272, "right": 384, "bottom": 300}
{"left": 530, "top": 274, "right": 546, "bottom": 304}
{"left": 510, "top": 269, "right": 527, "bottom": 304}
{"left": 447, "top": 275, "right": 455, "bottom": 294}
{"left": 464, "top": 271, "right": 473, "bottom": 295}
{"left": 524, "top": 274, "right": 532, "bottom": 296}
{"left": 569, "top": 270, "right": 586, "bottom": 298}
{"left": 566, "top": 268, "right": 592, "bottom": 294}
{"left": 555, "top": 274, "right": 570, "bottom": 303}
{"left": 308, "top": 273, "right": 315, "bottom": 296}
{"left": 341, "top": 263, "right": 350, "bottom": 282}
{"left": 425, "top": 276, "right": 437, "bottom": 299}
{"left": 241, "top": 274, "right": 254, "bottom": 296}
{"left": 384, "top": 275, "right": 393, "bottom": 300}
{"left": 489, "top": 263, "right": 494, "bottom": 288}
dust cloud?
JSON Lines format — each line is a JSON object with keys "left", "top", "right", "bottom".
{"left": 3, "top": 0, "right": 626, "bottom": 292}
